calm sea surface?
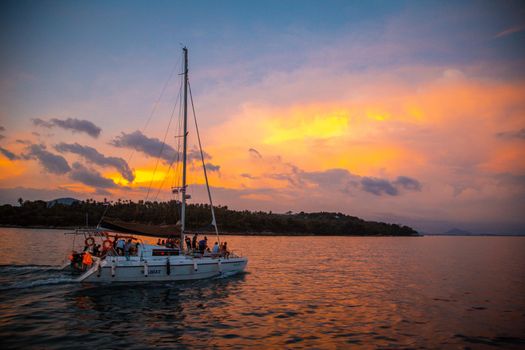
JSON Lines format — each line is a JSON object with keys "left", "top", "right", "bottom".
{"left": 0, "top": 228, "right": 524, "bottom": 349}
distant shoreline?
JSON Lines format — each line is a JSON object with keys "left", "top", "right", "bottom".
{"left": 2, "top": 224, "right": 523, "bottom": 236}
{"left": 0, "top": 224, "right": 426, "bottom": 237}
{"left": 2, "top": 225, "right": 523, "bottom": 236}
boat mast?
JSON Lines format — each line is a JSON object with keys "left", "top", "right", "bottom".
{"left": 181, "top": 47, "right": 189, "bottom": 249}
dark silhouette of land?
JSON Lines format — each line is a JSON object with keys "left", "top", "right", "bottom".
{"left": 0, "top": 199, "right": 419, "bottom": 236}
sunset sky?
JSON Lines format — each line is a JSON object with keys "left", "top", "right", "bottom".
{"left": 1, "top": 0, "right": 524, "bottom": 234}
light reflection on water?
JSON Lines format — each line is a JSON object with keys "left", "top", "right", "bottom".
{"left": 0, "top": 228, "right": 524, "bottom": 349}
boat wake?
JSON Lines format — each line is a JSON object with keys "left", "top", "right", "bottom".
{"left": 214, "top": 270, "right": 245, "bottom": 279}
{"left": 0, "top": 264, "right": 64, "bottom": 272}
{"left": 0, "top": 264, "right": 75, "bottom": 291}
{"left": 0, "top": 277, "right": 75, "bottom": 291}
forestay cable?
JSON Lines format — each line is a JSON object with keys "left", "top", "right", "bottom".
{"left": 188, "top": 81, "right": 220, "bottom": 244}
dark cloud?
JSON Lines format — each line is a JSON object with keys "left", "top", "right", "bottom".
{"left": 16, "top": 139, "right": 31, "bottom": 145}
{"left": 0, "top": 126, "right": 5, "bottom": 132}
{"left": 32, "top": 118, "right": 102, "bottom": 138}
{"left": 361, "top": 177, "right": 399, "bottom": 196}
{"left": 0, "top": 147, "right": 19, "bottom": 160}
{"left": 394, "top": 176, "right": 421, "bottom": 191}
{"left": 189, "top": 148, "right": 211, "bottom": 161}
{"left": 249, "top": 148, "right": 263, "bottom": 159}
{"left": 241, "top": 173, "right": 258, "bottom": 179}
{"left": 110, "top": 130, "right": 177, "bottom": 164}
{"left": 55, "top": 142, "right": 134, "bottom": 182}
{"left": 24, "top": 144, "right": 71, "bottom": 174}
{"left": 269, "top": 164, "right": 306, "bottom": 188}
{"left": 0, "top": 135, "right": 5, "bottom": 140}
{"left": 32, "top": 118, "right": 53, "bottom": 128}
{"left": 69, "top": 162, "right": 117, "bottom": 189}
{"left": 111, "top": 130, "right": 199, "bottom": 165}
{"left": 302, "top": 168, "right": 360, "bottom": 189}
{"left": 496, "top": 128, "right": 525, "bottom": 140}
{"left": 285, "top": 166, "right": 420, "bottom": 197}
{"left": 360, "top": 176, "right": 421, "bottom": 196}
{"left": 205, "top": 163, "right": 220, "bottom": 172}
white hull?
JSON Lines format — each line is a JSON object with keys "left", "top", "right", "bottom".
{"left": 77, "top": 255, "right": 247, "bottom": 283}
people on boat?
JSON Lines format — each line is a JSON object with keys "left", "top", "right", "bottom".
{"left": 116, "top": 239, "right": 125, "bottom": 255}
{"left": 192, "top": 233, "right": 198, "bottom": 250}
{"left": 124, "top": 239, "right": 132, "bottom": 260}
{"left": 101, "top": 239, "right": 112, "bottom": 256}
{"left": 203, "top": 246, "right": 212, "bottom": 257}
{"left": 157, "top": 239, "right": 162, "bottom": 245}
{"left": 161, "top": 239, "right": 165, "bottom": 246}
{"left": 82, "top": 251, "right": 93, "bottom": 269}
{"left": 221, "top": 242, "right": 230, "bottom": 258}
{"left": 69, "top": 250, "right": 82, "bottom": 270}
{"left": 198, "top": 236, "right": 208, "bottom": 253}
{"left": 93, "top": 244, "right": 100, "bottom": 257}
{"left": 185, "top": 236, "right": 191, "bottom": 251}
{"left": 212, "top": 242, "right": 220, "bottom": 256}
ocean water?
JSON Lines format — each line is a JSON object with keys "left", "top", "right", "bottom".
{"left": 0, "top": 228, "right": 524, "bottom": 349}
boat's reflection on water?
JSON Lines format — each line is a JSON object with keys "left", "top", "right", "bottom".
{"left": 66, "top": 273, "right": 248, "bottom": 345}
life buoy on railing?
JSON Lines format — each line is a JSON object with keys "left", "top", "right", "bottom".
{"left": 102, "top": 239, "right": 113, "bottom": 250}
{"left": 85, "top": 237, "right": 95, "bottom": 247}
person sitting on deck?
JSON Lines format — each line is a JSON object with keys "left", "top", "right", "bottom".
{"left": 203, "top": 246, "right": 212, "bottom": 257}
{"left": 157, "top": 239, "right": 161, "bottom": 245}
{"left": 161, "top": 239, "right": 165, "bottom": 246}
{"left": 212, "top": 242, "right": 220, "bottom": 256}
{"left": 198, "top": 236, "right": 208, "bottom": 254}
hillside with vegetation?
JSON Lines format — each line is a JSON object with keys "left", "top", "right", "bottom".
{"left": 0, "top": 199, "right": 419, "bottom": 236}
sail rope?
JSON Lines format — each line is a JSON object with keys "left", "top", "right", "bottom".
{"left": 188, "top": 80, "right": 221, "bottom": 245}
{"left": 152, "top": 65, "right": 185, "bottom": 206}
{"left": 144, "top": 75, "right": 183, "bottom": 202}
{"left": 98, "top": 56, "right": 181, "bottom": 225}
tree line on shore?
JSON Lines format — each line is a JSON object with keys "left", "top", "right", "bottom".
{"left": 0, "top": 199, "right": 419, "bottom": 236}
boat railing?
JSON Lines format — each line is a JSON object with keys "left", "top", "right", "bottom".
{"left": 64, "top": 227, "right": 107, "bottom": 236}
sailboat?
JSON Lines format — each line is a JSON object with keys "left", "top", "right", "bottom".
{"left": 67, "top": 47, "right": 248, "bottom": 282}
